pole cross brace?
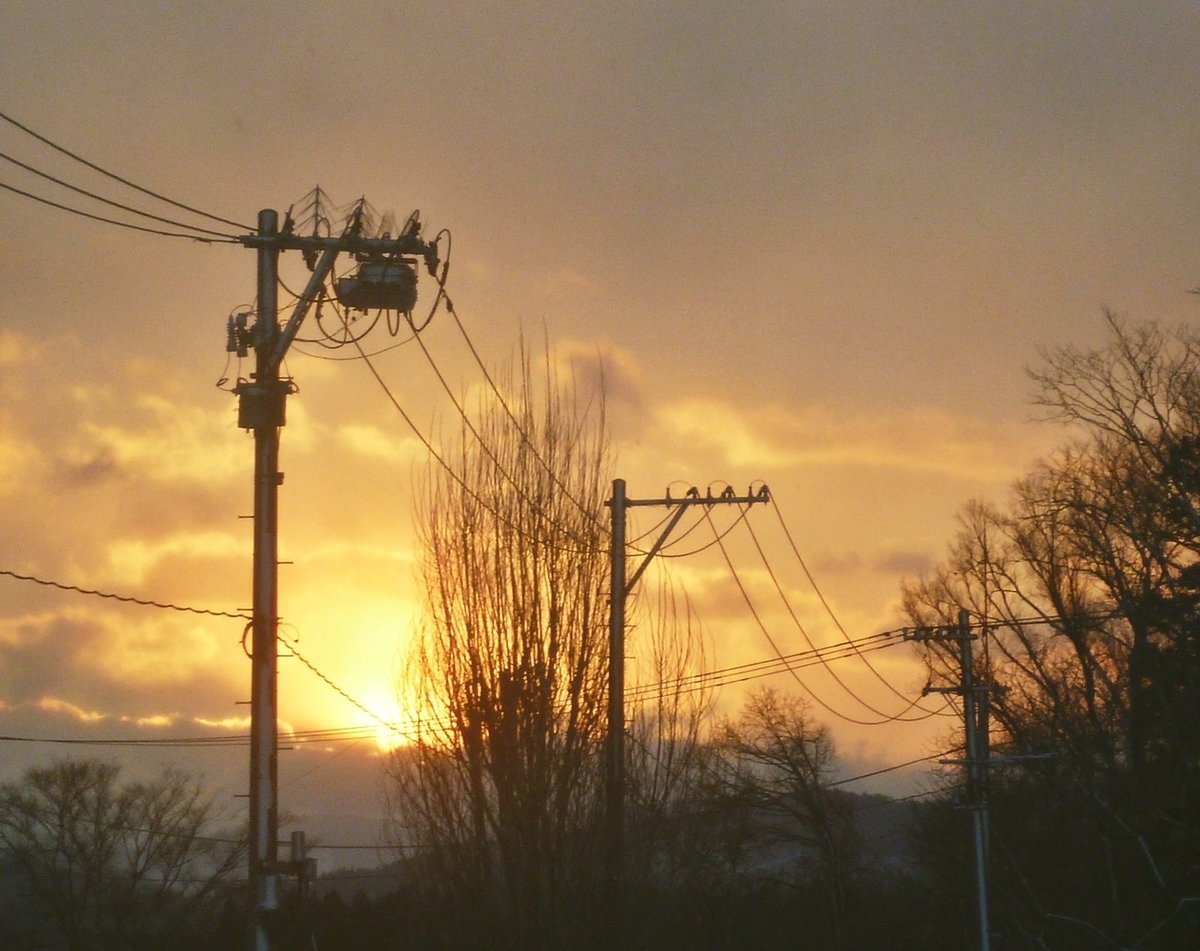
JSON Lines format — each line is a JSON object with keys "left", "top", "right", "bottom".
{"left": 620, "top": 484, "right": 770, "bottom": 596}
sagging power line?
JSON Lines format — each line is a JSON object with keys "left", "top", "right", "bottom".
{"left": 0, "top": 107, "right": 251, "bottom": 230}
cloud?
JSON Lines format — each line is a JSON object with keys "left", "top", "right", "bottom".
{"left": 124, "top": 714, "right": 174, "bottom": 728}
{"left": 0, "top": 430, "right": 40, "bottom": 496}
{"left": 97, "top": 530, "right": 247, "bottom": 587}
{"left": 55, "top": 445, "right": 123, "bottom": 488}
{"left": 538, "top": 267, "right": 596, "bottom": 297}
{"left": 337, "top": 424, "right": 424, "bottom": 466}
{"left": 810, "top": 549, "right": 935, "bottom": 579}
{"left": 652, "top": 399, "right": 1054, "bottom": 481}
{"left": 555, "top": 338, "right": 643, "bottom": 409}
{"left": 195, "top": 715, "right": 250, "bottom": 731}
{"left": 37, "top": 696, "right": 106, "bottom": 722}
{"left": 75, "top": 394, "right": 247, "bottom": 485}
{"left": 288, "top": 540, "right": 413, "bottom": 569}
{"left": 873, "top": 549, "right": 935, "bottom": 577}
{"left": 0, "top": 608, "right": 241, "bottom": 721}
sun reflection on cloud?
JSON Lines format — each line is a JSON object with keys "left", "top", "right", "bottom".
{"left": 76, "top": 394, "right": 248, "bottom": 484}
{"left": 195, "top": 715, "right": 251, "bottom": 731}
{"left": 652, "top": 398, "right": 1055, "bottom": 480}
{"left": 98, "top": 531, "right": 247, "bottom": 586}
{"left": 37, "top": 696, "right": 106, "bottom": 722}
{"left": 75, "top": 615, "right": 225, "bottom": 684}
{"left": 122, "top": 713, "right": 174, "bottom": 728}
{"left": 337, "top": 423, "right": 424, "bottom": 466}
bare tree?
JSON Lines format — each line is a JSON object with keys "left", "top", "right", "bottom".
{"left": 388, "top": 343, "right": 717, "bottom": 949}
{"left": 0, "top": 759, "right": 244, "bottom": 951}
{"left": 389, "top": 346, "right": 611, "bottom": 949}
{"left": 713, "top": 688, "right": 855, "bottom": 949}
{"left": 624, "top": 573, "right": 714, "bottom": 890}
{"left": 902, "top": 314, "right": 1200, "bottom": 948}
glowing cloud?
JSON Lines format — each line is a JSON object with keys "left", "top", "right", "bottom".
{"left": 76, "top": 394, "right": 247, "bottom": 484}
{"left": 99, "top": 530, "right": 248, "bottom": 587}
{"left": 337, "top": 424, "right": 424, "bottom": 466}
{"left": 652, "top": 399, "right": 1055, "bottom": 481}
{"left": 37, "top": 696, "right": 106, "bottom": 722}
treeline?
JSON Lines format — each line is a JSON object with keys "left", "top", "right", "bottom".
{"left": 377, "top": 320, "right": 1199, "bottom": 949}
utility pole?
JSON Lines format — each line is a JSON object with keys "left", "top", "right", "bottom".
{"left": 604, "top": 481, "right": 770, "bottom": 942}
{"left": 605, "top": 476, "right": 627, "bottom": 920}
{"left": 232, "top": 204, "right": 438, "bottom": 951}
{"left": 959, "top": 608, "right": 991, "bottom": 951}
{"left": 246, "top": 209, "right": 283, "bottom": 951}
{"left": 911, "top": 609, "right": 992, "bottom": 951}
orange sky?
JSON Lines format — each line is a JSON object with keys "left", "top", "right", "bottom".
{"left": 3, "top": 2, "right": 1200, "bottom": 843}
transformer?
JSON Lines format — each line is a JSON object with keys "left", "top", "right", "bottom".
{"left": 334, "top": 257, "right": 419, "bottom": 312}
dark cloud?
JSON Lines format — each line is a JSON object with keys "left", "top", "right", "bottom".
{"left": 0, "top": 613, "right": 103, "bottom": 702}
{"left": 813, "top": 553, "right": 866, "bottom": 576}
{"left": 559, "top": 341, "right": 642, "bottom": 411}
{"left": 55, "top": 446, "right": 123, "bottom": 488}
{"left": 0, "top": 609, "right": 242, "bottom": 721}
{"left": 873, "top": 550, "right": 936, "bottom": 578}
{"left": 811, "top": 549, "right": 934, "bottom": 579}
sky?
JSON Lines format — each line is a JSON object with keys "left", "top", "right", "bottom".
{"left": 3, "top": 1, "right": 1200, "bottom": 863}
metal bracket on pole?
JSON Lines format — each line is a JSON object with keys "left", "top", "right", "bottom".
{"left": 266, "top": 245, "right": 340, "bottom": 376}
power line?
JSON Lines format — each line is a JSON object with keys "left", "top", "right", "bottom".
{"left": 627, "top": 631, "right": 908, "bottom": 701}
{"left": 656, "top": 489, "right": 756, "bottom": 559}
{"left": 0, "top": 632, "right": 913, "bottom": 750}
{"left": 0, "top": 733, "right": 251, "bottom": 748}
{"left": 769, "top": 496, "right": 935, "bottom": 710}
{"left": 351, "top": 334, "right": 605, "bottom": 558}
{"left": 441, "top": 289, "right": 610, "bottom": 535}
{"left": 0, "top": 567, "right": 249, "bottom": 618}
{"left": 855, "top": 787, "right": 947, "bottom": 811}
{"left": 0, "top": 723, "right": 383, "bottom": 749}
{"left": 699, "top": 506, "right": 942, "bottom": 727}
{"left": 408, "top": 324, "right": 598, "bottom": 543}
{"left": 0, "top": 179, "right": 240, "bottom": 243}
{"left": 0, "top": 148, "right": 238, "bottom": 238}
{"left": 280, "top": 633, "right": 397, "bottom": 733}
{"left": 828, "top": 748, "right": 962, "bottom": 788}
{"left": 0, "top": 107, "right": 252, "bottom": 230}
{"left": 281, "top": 735, "right": 369, "bottom": 791}
{"left": 741, "top": 511, "right": 941, "bottom": 722}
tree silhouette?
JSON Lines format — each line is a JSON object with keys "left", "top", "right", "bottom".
{"left": 0, "top": 759, "right": 244, "bottom": 951}
{"left": 903, "top": 314, "right": 1200, "bottom": 948}
{"left": 389, "top": 345, "right": 611, "bottom": 950}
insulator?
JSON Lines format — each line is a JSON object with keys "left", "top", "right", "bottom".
{"left": 235, "top": 313, "right": 250, "bottom": 358}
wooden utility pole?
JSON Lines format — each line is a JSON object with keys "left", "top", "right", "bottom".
{"left": 604, "top": 481, "right": 770, "bottom": 944}
{"left": 234, "top": 206, "right": 437, "bottom": 951}
{"left": 959, "top": 609, "right": 991, "bottom": 951}
{"left": 246, "top": 208, "right": 282, "bottom": 951}
{"left": 910, "top": 610, "right": 992, "bottom": 951}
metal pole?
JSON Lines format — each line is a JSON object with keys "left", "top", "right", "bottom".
{"left": 959, "top": 608, "right": 990, "bottom": 951}
{"left": 606, "top": 478, "right": 627, "bottom": 937}
{"left": 249, "top": 208, "right": 281, "bottom": 951}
